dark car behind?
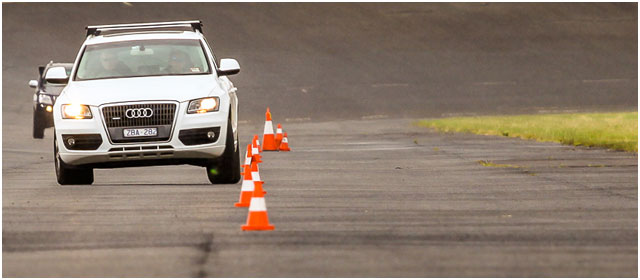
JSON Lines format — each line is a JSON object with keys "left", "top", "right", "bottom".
{"left": 29, "top": 62, "right": 73, "bottom": 138}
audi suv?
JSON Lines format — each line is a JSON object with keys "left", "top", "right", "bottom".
{"left": 51, "top": 20, "right": 241, "bottom": 185}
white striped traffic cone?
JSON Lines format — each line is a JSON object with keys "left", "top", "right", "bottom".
{"left": 241, "top": 179, "right": 274, "bottom": 231}
{"left": 262, "top": 108, "right": 277, "bottom": 151}
{"left": 234, "top": 164, "right": 254, "bottom": 207}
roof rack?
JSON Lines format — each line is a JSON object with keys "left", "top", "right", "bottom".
{"left": 85, "top": 20, "right": 202, "bottom": 37}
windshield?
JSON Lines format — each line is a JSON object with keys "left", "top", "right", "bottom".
{"left": 75, "top": 39, "right": 211, "bottom": 81}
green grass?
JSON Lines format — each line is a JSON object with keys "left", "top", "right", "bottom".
{"left": 417, "top": 112, "right": 638, "bottom": 152}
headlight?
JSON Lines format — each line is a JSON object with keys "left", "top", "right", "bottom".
{"left": 38, "top": 94, "right": 53, "bottom": 105}
{"left": 61, "top": 104, "right": 92, "bottom": 119}
{"left": 187, "top": 97, "right": 219, "bottom": 114}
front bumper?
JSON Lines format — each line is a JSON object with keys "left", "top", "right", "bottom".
{"left": 55, "top": 102, "right": 228, "bottom": 167}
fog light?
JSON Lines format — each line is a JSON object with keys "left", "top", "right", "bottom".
{"left": 207, "top": 131, "right": 215, "bottom": 139}
{"left": 46, "top": 106, "right": 53, "bottom": 112}
{"left": 67, "top": 138, "right": 75, "bottom": 147}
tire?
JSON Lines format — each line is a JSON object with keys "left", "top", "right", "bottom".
{"left": 206, "top": 117, "right": 241, "bottom": 184}
{"left": 33, "top": 109, "right": 45, "bottom": 139}
{"left": 54, "top": 133, "right": 94, "bottom": 185}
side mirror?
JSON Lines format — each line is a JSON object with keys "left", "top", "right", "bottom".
{"left": 28, "top": 80, "right": 38, "bottom": 88}
{"left": 45, "top": 66, "right": 69, "bottom": 84}
{"left": 217, "top": 58, "right": 240, "bottom": 76}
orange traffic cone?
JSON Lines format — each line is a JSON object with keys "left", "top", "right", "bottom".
{"left": 262, "top": 108, "right": 278, "bottom": 151}
{"left": 250, "top": 161, "right": 262, "bottom": 182}
{"left": 253, "top": 134, "right": 262, "bottom": 153}
{"left": 251, "top": 161, "right": 266, "bottom": 195}
{"left": 275, "top": 123, "right": 284, "bottom": 149}
{"left": 251, "top": 135, "right": 262, "bottom": 163}
{"left": 234, "top": 164, "right": 254, "bottom": 207}
{"left": 241, "top": 179, "right": 275, "bottom": 231}
{"left": 242, "top": 144, "right": 253, "bottom": 169}
{"left": 279, "top": 132, "right": 291, "bottom": 151}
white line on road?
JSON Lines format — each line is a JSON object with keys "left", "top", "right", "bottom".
{"left": 474, "top": 81, "right": 517, "bottom": 86}
{"left": 339, "top": 142, "right": 392, "bottom": 145}
{"left": 371, "top": 83, "right": 409, "bottom": 88}
{"left": 582, "top": 78, "right": 632, "bottom": 84}
{"left": 285, "top": 117, "right": 311, "bottom": 122}
{"left": 361, "top": 114, "right": 388, "bottom": 120}
{"left": 4, "top": 149, "right": 48, "bottom": 154}
{"left": 296, "top": 146, "right": 418, "bottom": 152}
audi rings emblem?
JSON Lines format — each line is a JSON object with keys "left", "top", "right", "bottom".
{"left": 125, "top": 108, "right": 154, "bottom": 118}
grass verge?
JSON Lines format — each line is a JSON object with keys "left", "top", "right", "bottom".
{"left": 417, "top": 112, "right": 637, "bottom": 152}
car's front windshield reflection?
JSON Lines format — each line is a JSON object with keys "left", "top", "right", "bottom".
{"left": 75, "top": 39, "right": 211, "bottom": 81}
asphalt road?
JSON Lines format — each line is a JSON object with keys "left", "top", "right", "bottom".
{"left": 3, "top": 119, "right": 638, "bottom": 277}
{"left": 2, "top": 2, "right": 638, "bottom": 277}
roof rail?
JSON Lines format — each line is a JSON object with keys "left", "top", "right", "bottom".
{"left": 85, "top": 20, "right": 202, "bottom": 37}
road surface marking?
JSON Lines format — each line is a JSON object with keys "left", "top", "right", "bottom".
{"left": 582, "top": 78, "right": 631, "bottom": 84}
{"left": 340, "top": 142, "right": 391, "bottom": 145}
{"left": 474, "top": 81, "right": 517, "bottom": 86}
{"left": 297, "top": 146, "right": 418, "bottom": 152}
{"left": 371, "top": 83, "right": 409, "bottom": 88}
{"left": 361, "top": 114, "right": 388, "bottom": 120}
{"left": 285, "top": 117, "right": 311, "bottom": 122}
{"left": 4, "top": 149, "right": 48, "bottom": 154}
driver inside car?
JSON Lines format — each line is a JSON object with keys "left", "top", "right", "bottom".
{"left": 165, "top": 50, "right": 193, "bottom": 74}
{"left": 90, "top": 51, "right": 133, "bottom": 78}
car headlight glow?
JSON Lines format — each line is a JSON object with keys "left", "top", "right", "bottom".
{"left": 187, "top": 97, "right": 219, "bottom": 114}
{"left": 61, "top": 104, "right": 92, "bottom": 119}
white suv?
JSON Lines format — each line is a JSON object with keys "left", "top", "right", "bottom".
{"left": 50, "top": 20, "right": 241, "bottom": 185}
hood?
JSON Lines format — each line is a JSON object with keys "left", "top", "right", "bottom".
{"left": 61, "top": 75, "right": 221, "bottom": 106}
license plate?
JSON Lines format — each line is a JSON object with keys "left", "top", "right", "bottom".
{"left": 123, "top": 128, "right": 158, "bottom": 138}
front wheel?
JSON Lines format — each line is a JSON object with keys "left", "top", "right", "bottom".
{"left": 54, "top": 133, "right": 94, "bottom": 185}
{"left": 206, "top": 118, "right": 241, "bottom": 184}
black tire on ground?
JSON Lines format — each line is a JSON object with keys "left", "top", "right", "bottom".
{"left": 207, "top": 118, "right": 241, "bottom": 184}
{"left": 33, "top": 109, "right": 45, "bottom": 139}
{"left": 54, "top": 133, "right": 94, "bottom": 185}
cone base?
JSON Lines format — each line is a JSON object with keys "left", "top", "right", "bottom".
{"left": 242, "top": 224, "right": 275, "bottom": 231}
{"left": 234, "top": 191, "right": 253, "bottom": 207}
{"left": 242, "top": 211, "right": 274, "bottom": 231}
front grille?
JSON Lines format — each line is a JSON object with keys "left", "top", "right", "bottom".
{"left": 102, "top": 103, "right": 176, "bottom": 128}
